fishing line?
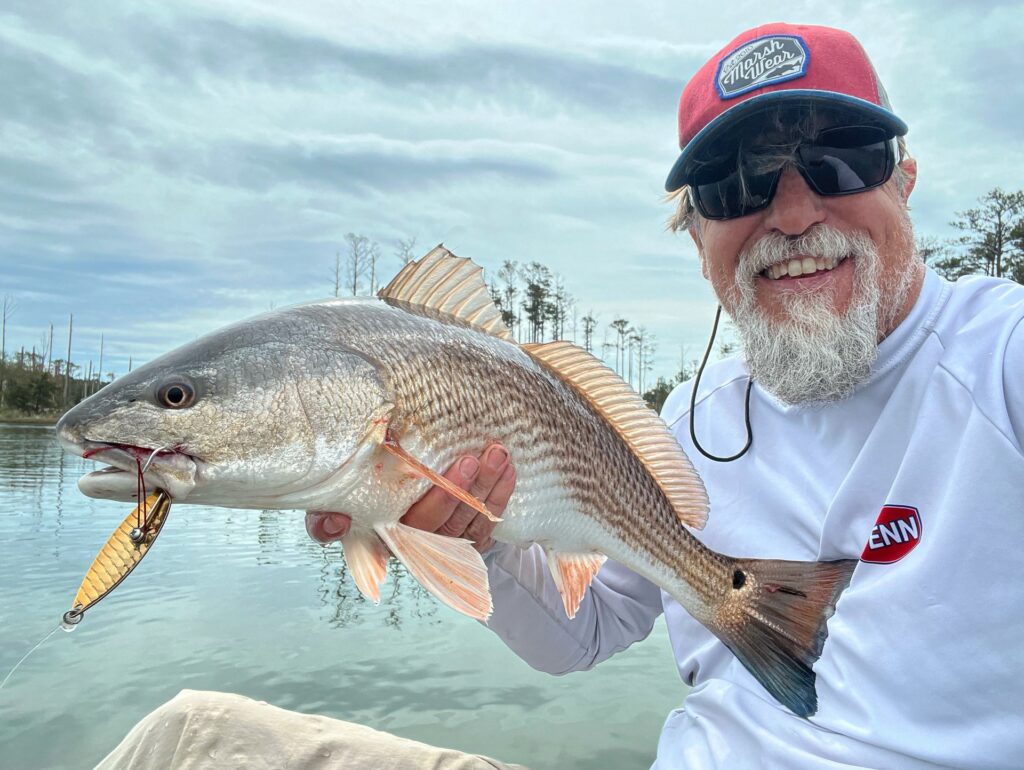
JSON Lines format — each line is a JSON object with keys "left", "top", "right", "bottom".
{"left": 0, "top": 623, "right": 65, "bottom": 692}
{"left": 136, "top": 458, "right": 145, "bottom": 528}
{"left": 134, "top": 445, "right": 168, "bottom": 528}
{"left": 685, "top": 305, "right": 753, "bottom": 463}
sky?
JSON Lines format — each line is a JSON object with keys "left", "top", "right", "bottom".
{"left": 2, "top": 0, "right": 1022, "bottom": 386}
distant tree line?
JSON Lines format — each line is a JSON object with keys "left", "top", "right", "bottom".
{"left": 0, "top": 303, "right": 114, "bottom": 417}
{"left": 332, "top": 236, "right": 662, "bottom": 402}
{"left": 0, "top": 347, "right": 109, "bottom": 416}
{"left": 919, "top": 187, "right": 1024, "bottom": 283}
{"left": 332, "top": 233, "right": 419, "bottom": 298}
{"left": 485, "top": 259, "right": 658, "bottom": 398}
{"left": 8, "top": 186, "right": 1017, "bottom": 420}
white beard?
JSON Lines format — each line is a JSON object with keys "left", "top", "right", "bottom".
{"left": 726, "top": 225, "right": 913, "bottom": 405}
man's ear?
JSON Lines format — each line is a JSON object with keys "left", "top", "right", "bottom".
{"left": 898, "top": 156, "right": 917, "bottom": 203}
{"left": 689, "top": 225, "right": 709, "bottom": 279}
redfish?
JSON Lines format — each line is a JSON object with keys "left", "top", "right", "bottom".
{"left": 57, "top": 246, "right": 856, "bottom": 716}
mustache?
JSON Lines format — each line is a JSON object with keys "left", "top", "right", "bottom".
{"left": 737, "top": 226, "right": 876, "bottom": 278}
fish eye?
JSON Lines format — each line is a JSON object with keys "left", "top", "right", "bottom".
{"left": 156, "top": 379, "right": 197, "bottom": 410}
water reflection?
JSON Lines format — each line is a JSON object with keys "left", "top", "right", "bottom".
{"left": 311, "top": 548, "right": 442, "bottom": 630}
{"left": 256, "top": 509, "right": 280, "bottom": 564}
{"left": 1, "top": 423, "right": 682, "bottom": 770}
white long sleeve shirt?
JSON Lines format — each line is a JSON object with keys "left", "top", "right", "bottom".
{"left": 484, "top": 268, "right": 1024, "bottom": 769}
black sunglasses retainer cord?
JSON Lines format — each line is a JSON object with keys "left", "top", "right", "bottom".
{"left": 687, "top": 305, "right": 753, "bottom": 463}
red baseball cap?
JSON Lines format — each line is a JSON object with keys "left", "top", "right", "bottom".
{"left": 664, "top": 23, "right": 907, "bottom": 192}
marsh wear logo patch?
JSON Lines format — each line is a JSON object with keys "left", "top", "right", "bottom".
{"left": 861, "top": 505, "right": 922, "bottom": 564}
{"left": 715, "top": 34, "right": 809, "bottom": 99}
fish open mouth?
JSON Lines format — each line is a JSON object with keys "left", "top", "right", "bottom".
{"left": 79, "top": 440, "right": 194, "bottom": 469}
{"left": 70, "top": 440, "right": 201, "bottom": 502}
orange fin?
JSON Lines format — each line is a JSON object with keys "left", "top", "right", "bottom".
{"left": 545, "top": 550, "right": 607, "bottom": 619}
{"left": 377, "top": 245, "right": 514, "bottom": 341}
{"left": 340, "top": 528, "right": 390, "bottom": 603}
{"left": 382, "top": 439, "right": 501, "bottom": 523}
{"left": 376, "top": 523, "right": 492, "bottom": 620}
{"left": 523, "top": 341, "right": 709, "bottom": 530}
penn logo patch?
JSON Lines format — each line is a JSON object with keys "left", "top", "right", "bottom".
{"left": 861, "top": 505, "right": 922, "bottom": 564}
{"left": 715, "top": 34, "right": 809, "bottom": 99}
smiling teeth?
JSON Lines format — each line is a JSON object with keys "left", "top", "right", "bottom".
{"left": 765, "top": 256, "right": 841, "bottom": 279}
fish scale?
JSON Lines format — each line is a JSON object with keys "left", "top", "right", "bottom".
{"left": 352, "top": 306, "right": 681, "bottom": 554}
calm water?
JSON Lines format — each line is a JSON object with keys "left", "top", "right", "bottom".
{"left": 0, "top": 423, "right": 687, "bottom": 769}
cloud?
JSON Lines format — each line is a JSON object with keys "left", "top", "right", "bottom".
{"left": 149, "top": 136, "right": 563, "bottom": 195}
{"left": 1, "top": 0, "right": 1022, "bottom": 386}
{"left": 127, "top": 17, "right": 686, "bottom": 116}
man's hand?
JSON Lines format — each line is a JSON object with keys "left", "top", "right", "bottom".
{"left": 305, "top": 443, "right": 516, "bottom": 553}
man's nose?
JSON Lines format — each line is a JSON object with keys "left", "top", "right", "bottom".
{"left": 762, "top": 165, "right": 826, "bottom": 235}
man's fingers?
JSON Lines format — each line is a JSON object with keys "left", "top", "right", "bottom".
{"left": 436, "top": 444, "right": 510, "bottom": 537}
{"left": 401, "top": 456, "right": 480, "bottom": 531}
{"left": 484, "top": 461, "right": 516, "bottom": 520}
{"left": 470, "top": 445, "right": 510, "bottom": 503}
{"left": 305, "top": 511, "right": 352, "bottom": 544}
{"left": 311, "top": 444, "right": 515, "bottom": 550}
{"left": 466, "top": 464, "right": 516, "bottom": 551}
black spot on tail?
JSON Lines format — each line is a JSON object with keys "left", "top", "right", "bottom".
{"left": 711, "top": 558, "right": 858, "bottom": 717}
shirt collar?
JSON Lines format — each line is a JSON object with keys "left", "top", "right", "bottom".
{"left": 872, "top": 266, "right": 950, "bottom": 380}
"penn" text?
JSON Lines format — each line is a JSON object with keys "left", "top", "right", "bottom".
{"left": 867, "top": 516, "right": 919, "bottom": 549}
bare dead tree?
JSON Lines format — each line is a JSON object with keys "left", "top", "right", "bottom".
{"left": 368, "top": 240, "right": 381, "bottom": 295}
{"left": 331, "top": 251, "right": 343, "bottom": 297}
{"left": 630, "top": 326, "right": 654, "bottom": 394}
{"left": 610, "top": 318, "right": 631, "bottom": 376}
{"left": 96, "top": 334, "right": 104, "bottom": 395}
{"left": 581, "top": 313, "right": 598, "bottom": 353}
{"left": 497, "top": 260, "right": 519, "bottom": 340}
{"left": 0, "top": 295, "right": 14, "bottom": 409}
{"left": 344, "top": 233, "right": 374, "bottom": 296}
{"left": 45, "top": 323, "right": 53, "bottom": 374}
{"left": 395, "top": 236, "right": 418, "bottom": 266}
{"left": 548, "top": 276, "right": 572, "bottom": 341}
{"left": 63, "top": 314, "right": 73, "bottom": 406}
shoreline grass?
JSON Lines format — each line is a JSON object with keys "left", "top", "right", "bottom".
{"left": 0, "top": 411, "right": 61, "bottom": 426}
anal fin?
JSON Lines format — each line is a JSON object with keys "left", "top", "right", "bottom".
{"left": 382, "top": 439, "right": 501, "bottom": 522}
{"left": 546, "top": 550, "right": 607, "bottom": 619}
{"left": 376, "top": 523, "right": 492, "bottom": 620}
{"left": 340, "top": 528, "right": 390, "bottom": 603}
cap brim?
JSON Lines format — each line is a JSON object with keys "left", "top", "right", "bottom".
{"left": 664, "top": 90, "right": 908, "bottom": 192}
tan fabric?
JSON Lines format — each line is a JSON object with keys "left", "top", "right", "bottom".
{"left": 95, "top": 690, "right": 530, "bottom": 770}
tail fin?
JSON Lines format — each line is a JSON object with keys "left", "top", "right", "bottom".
{"left": 710, "top": 558, "right": 857, "bottom": 718}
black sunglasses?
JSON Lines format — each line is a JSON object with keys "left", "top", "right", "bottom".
{"left": 689, "top": 125, "right": 896, "bottom": 221}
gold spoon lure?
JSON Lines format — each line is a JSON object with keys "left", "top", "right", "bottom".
{"left": 62, "top": 490, "right": 172, "bottom": 627}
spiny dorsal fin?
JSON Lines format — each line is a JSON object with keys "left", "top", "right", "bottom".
{"left": 378, "top": 245, "right": 514, "bottom": 341}
{"left": 522, "top": 341, "right": 709, "bottom": 529}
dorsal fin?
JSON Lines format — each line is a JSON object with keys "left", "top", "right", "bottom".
{"left": 378, "top": 245, "right": 514, "bottom": 341}
{"left": 522, "top": 341, "right": 709, "bottom": 529}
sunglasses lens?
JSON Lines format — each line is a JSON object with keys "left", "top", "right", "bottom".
{"left": 690, "top": 125, "right": 894, "bottom": 219}
{"left": 798, "top": 126, "right": 892, "bottom": 194}
{"left": 693, "top": 166, "right": 777, "bottom": 219}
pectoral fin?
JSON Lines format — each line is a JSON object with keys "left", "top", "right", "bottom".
{"left": 340, "top": 528, "right": 390, "bottom": 603}
{"left": 376, "top": 522, "right": 492, "bottom": 620}
{"left": 381, "top": 438, "right": 501, "bottom": 522}
{"left": 545, "top": 550, "right": 607, "bottom": 619}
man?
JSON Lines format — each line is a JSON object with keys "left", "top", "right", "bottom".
{"left": 105, "top": 22, "right": 1024, "bottom": 769}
